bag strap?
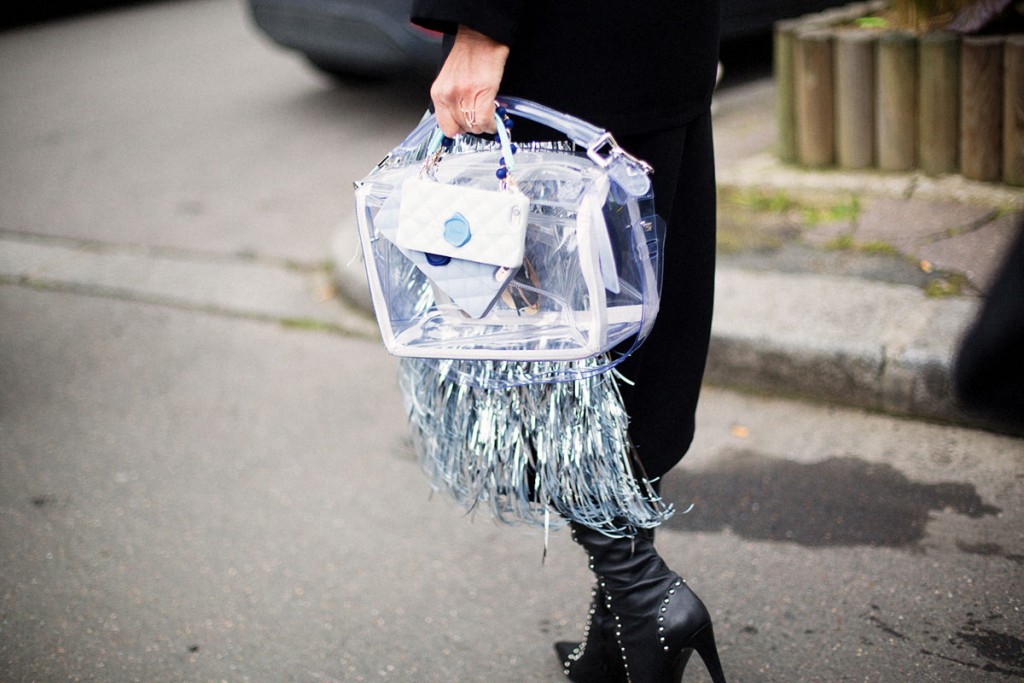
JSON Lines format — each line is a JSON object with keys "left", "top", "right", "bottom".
{"left": 497, "top": 97, "right": 653, "bottom": 197}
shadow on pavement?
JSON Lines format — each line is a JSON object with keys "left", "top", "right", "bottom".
{"left": 660, "top": 449, "right": 1001, "bottom": 547}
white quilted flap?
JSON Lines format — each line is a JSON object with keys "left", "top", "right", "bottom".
{"left": 396, "top": 177, "right": 529, "bottom": 269}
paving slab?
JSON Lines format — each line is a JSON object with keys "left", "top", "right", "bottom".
{"left": 854, "top": 197, "right": 998, "bottom": 252}
{"left": 917, "top": 211, "right": 1024, "bottom": 290}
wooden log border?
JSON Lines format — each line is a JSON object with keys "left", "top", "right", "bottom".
{"left": 774, "top": 1, "right": 1023, "bottom": 187}
{"left": 835, "top": 30, "right": 876, "bottom": 169}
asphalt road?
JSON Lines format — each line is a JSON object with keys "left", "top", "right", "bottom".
{"left": 2, "top": 2, "right": 1023, "bottom": 682}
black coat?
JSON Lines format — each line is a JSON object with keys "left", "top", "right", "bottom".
{"left": 411, "top": 0, "right": 721, "bottom": 135}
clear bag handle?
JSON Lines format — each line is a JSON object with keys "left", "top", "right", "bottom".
{"left": 422, "top": 109, "right": 519, "bottom": 189}
{"left": 497, "top": 97, "right": 653, "bottom": 197}
{"left": 495, "top": 98, "right": 606, "bottom": 151}
{"left": 397, "top": 97, "right": 653, "bottom": 197}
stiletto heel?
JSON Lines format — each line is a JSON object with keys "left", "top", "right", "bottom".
{"left": 674, "top": 624, "right": 726, "bottom": 683}
{"left": 670, "top": 649, "right": 694, "bottom": 683}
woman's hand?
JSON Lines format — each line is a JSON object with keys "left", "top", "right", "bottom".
{"left": 430, "top": 25, "right": 510, "bottom": 138}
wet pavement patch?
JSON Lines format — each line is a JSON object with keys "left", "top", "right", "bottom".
{"left": 660, "top": 449, "right": 1001, "bottom": 547}
{"left": 919, "top": 615, "right": 1024, "bottom": 678}
{"left": 863, "top": 607, "right": 1024, "bottom": 677}
{"left": 956, "top": 624, "right": 1024, "bottom": 675}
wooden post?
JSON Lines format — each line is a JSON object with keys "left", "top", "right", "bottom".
{"left": 835, "top": 31, "right": 876, "bottom": 170}
{"left": 918, "top": 32, "right": 960, "bottom": 176}
{"left": 961, "top": 36, "right": 1004, "bottom": 182}
{"left": 795, "top": 28, "right": 835, "bottom": 167}
{"left": 774, "top": 20, "right": 801, "bottom": 164}
{"left": 1004, "top": 35, "right": 1024, "bottom": 187}
{"left": 877, "top": 32, "right": 918, "bottom": 172}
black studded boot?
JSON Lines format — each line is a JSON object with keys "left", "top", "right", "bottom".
{"left": 568, "top": 522, "right": 727, "bottom": 683}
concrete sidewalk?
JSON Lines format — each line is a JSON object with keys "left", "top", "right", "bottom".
{"left": 707, "top": 78, "right": 1023, "bottom": 426}
{"left": 333, "top": 78, "right": 1024, "bottom": 429}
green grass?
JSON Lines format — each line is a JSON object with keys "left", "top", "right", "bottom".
{"left": 722, "top": 189, "right": 862, "bottom": 225}
{"left": 718, "top": 189, "right": 866, "bottom": 254}
{"left": 280, "top": 318, "right": 345, "bottom": 333}
{"left": 858, "top": 241, "right": 898, "bottom": 256}
{"left": 924, "top": 274, "right": 969, "bottom": 298}
{"left": 856, "top": 16, "right": 889, "bottom": 28}
{"left": 801, "top": 197, "right": 861, "bottom": 226}
{"left": 822, "top": 234, "right": 855, "bottom": 251}
{"left": 822, "top": 235, "right": 896, "bottom": 256}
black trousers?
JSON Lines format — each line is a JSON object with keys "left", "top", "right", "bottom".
{"left": 615, "top": 112, "right": 717, "bottom": 481}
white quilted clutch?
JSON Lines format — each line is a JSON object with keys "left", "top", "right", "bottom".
{"left": 395, "top": 177, "right": 529, "bottom": 269}
{"left": 373, "top": 189, "right": 517, "bottom": 319}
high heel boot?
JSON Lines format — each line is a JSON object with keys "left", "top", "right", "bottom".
{"left": 569, "top": 522, "right": 728, "bottom": 683}
{"left": 554, "top": 583, "right": 628, "bottom": 682}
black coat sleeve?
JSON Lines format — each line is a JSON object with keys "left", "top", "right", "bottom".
{"left": 411, "top": 0, "right": 525, "bottom": 46}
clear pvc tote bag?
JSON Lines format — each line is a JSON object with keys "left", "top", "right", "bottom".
{"left": 354, "top": 97, "right": 663, "bottom": 379}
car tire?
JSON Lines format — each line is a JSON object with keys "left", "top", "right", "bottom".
{"left": 305, "top": 55, "right": 393, "bottom": 83}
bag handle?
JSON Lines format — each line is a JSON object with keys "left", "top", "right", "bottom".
{"left": 422, "top": 108, "right": 519, "bottom": 189}
{"left": 408, "top": 98, "right": 653, "bottom": 197}
{"left": 497, "top": 97, "right": 653, "bottom": 196}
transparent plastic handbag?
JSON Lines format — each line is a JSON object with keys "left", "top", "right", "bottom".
{"left": 354, "top": 97, "right": 663, "bottom": 381}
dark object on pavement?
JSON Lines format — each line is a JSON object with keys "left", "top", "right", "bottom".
{"left": 953, "top": 221, "right": 1024, "bottom": 431}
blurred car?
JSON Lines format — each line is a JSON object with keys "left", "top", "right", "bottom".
{"left": 248, "top": 0, "right": 850, "bottom": 79}
{"left": 248, "top": 0, "right": 442, "bottom": 78}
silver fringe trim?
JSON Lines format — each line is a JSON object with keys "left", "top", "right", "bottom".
{"left": 398, "top": 357, "right": 673, "bottom": 538}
